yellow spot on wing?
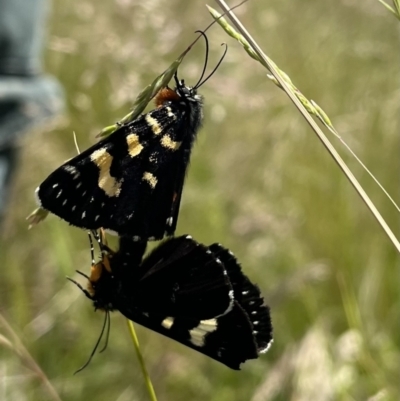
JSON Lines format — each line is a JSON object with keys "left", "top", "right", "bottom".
{"left": 161, "top": 135, "right": 182, "bottom": 151}
{"left": 145, "top": 114, "right": 162, "bottom": 135}
{"left": 142, "top": 172, "right": 157, "bottom": 189}
{"left": 126, "top": 133, "right": 144, "bottom": 157}
{"left": 90, "top": 148, "right": 123, "bottom": 197}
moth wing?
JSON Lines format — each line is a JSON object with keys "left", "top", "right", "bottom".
{"left": 125, "top": 117, "right": 193, "bottom": 239}
{"left": 36, "top": 106, "right": 185, "bottom": 238}
{"left": 36, "top": 124, "right": 148, "bottom": 232}
{"left": 132, "top": 236, "right": 235, "bottom": 319}
{"left": 113, "top": 237, "right": 272, "bottom": 369}
{"left": 117, "top": 302, "right": 258, "bottom": 370}
{"left": 209, "top": 243, "right": 273, "bottom": 353}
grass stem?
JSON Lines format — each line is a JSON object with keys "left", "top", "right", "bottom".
{"left": 0, "top": 313, "right": 63, "bottom": 401}
{"left": 126, "top": 320, "right": 158, "bottom": 401}
{"left": 212, "top": 0, "right": 400, "bottom": 254}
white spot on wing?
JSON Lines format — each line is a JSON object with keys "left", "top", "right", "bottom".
{"left": 82, "top": 212, "right": 86, "bottom": 218}
{"left": 166, "top": 217, "right": 173, "bottom": 226}
{"left": 161, "top": 317, "right": 175, "bottom": 330}
{"left": 149, "top": 152, "right": 158, "bottom": 163}
{"left": 52, "top": 184, "right": 58, "bottom": 189}
{"left": 34, "top": 187, "right": 42, "bottom": 206}
{"left": 189, "top": 319, "right": 218, "bottom": 347}
{"left": 220, "top": 289, "right": 234, "bottom": 317}
{"left": 259, "top": 339, "right": 274, "bottom": 354}
{"left": 63, "top": 165, "right": 80, "bottom": 179}
{"left": 56, "top": 190, "right": 62, "bottom": 198}
{"left": 165, "top": 106, "right": 176, "bottom": 119}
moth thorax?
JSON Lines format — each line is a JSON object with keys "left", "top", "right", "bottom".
{"left": 155, "top": 87, "right": 180, "bottom": 107}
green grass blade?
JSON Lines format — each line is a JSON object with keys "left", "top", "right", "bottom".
{"left": 126, "top": 320, "right": 158, "bottom": 401}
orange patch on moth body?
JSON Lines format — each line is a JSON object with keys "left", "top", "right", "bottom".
{"left": 154, "top": 87, "right": 180, "bottom": 107}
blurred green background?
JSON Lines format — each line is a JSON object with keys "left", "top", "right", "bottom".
{"left": 1, "top": 0, "right": 399, "bottom": 400}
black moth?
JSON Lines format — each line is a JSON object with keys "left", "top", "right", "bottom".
{"left": 35, "top": 75, "right": 204, "bottom": 240}
{"left": 71, "top": 234, "right": 273, "bottom": 371}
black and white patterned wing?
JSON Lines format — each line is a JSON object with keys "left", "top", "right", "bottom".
{"left": 208, "top": 243, "right": 273, "bottom": 354}
{"left": 119, "top": 235, "right": 235, "bottom": 319}
{"left": 113, "top": 236, "right": 273, "bottom": 369}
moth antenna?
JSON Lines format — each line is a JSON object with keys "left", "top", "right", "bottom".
{"left": 196, "top": 43, "right": 228, "bottom": 89}
{"left": 193, "top": 30, "right": 209, "bottom": 89}
{"left": 74, "top": 311, "right": 109, "bottom": 374}
{"left": 67, "top": 276, "right": 93, "bottom": 300}
{"left": 99, "top": 311, "right": 111, "bottom": 353}
{"left": 181, "top": 0, "right": 248, "bottom": 64}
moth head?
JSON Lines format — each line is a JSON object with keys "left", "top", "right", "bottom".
{"left": 174, "top": 78, "right": 201, "bottom": 103}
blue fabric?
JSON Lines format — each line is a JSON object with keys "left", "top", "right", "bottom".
{"left": 0, "top": 74, "right": 64, "bottom": 149}
{"left": 0, "top": 0, "right": 65, "bottom": 220}
{"left": 0, "top": 145, "right": 16, "bottom": 221}
{"left": 0, "top": 0, "right": 47, "bottom": 75}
